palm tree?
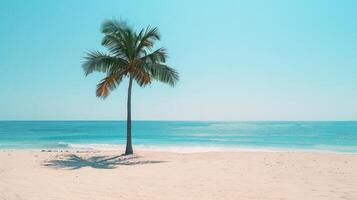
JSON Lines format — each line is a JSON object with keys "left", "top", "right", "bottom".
{"left": 82, "top": 20, "right": 179, "bottom": 155}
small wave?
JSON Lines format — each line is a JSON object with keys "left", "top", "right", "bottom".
{"left": 42, "top": 142, "right": 70, "bottom": 149}
{"left": 47, "top": 142, "right": 265, "bottom": 153}
{"left": 208, "top": 139, "right": 229, "bottom": 142}
{"left": 45, "top": 142, "right": 124, "bottom": 151}
{"left": 38, "top": 142, "right": 357, "bottom": 154}
{"left": 56, "top": 142, "right": 70, "bottom": 148}
{"left": 67, "top": 143, "right": 123, "bottom": 150}
{"left": 135, "top": 145, "right": 236, "bottom": 153}
{"left": 313, "top": 145, "right": 357, "bottom": 153}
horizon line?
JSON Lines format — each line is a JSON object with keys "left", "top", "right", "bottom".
{"left": 1, "top": 119, "right": 357, "bottom": 122}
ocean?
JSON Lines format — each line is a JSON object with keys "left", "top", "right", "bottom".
{"left": 0, "top": 121, "right": 357, "bottom": 153}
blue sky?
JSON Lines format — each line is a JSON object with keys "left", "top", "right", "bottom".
{"left": 0, "top": 0, "right": 356, "bottom": 120}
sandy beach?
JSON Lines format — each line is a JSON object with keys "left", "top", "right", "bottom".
{"left": 0, "top": 150, "right": 356, "bottom": 200}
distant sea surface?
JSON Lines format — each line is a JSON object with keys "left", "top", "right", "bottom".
{"left": 1, "top": 121, "right": 357, "bottom": 153}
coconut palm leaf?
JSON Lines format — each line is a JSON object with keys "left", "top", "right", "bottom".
{"left": 101, "top": 19, "right": 130, "bottom": 35}
{"left": 96, "top": 72, "right": 125, "bottom": 98}
{"left": 141, "top": 47, "right": 167, "bottom": 63}
{"left": 142, "top": 63, "right": 179, "bottom": 86}
{"left": 131, "top": 67, "right": 152, "bottom": 87}
{"left": 101, "top": 34, "right": 128, "bottom": 58}
{"left": 82, "top": 51, "right": 128, "bottom": 76}
{"left": 136, "top": 26, "right": 160, "bottom": 53}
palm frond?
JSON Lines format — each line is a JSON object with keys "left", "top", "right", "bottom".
{"left": 101, "top": 34, "right": 128, "bottom": 58}
{"left": 142, "top": 63, "right": 179, "bottom": 86}
{"left": 123, "top": 29, "right": 137, "bottom": 61}
{"left": 96, "top": 72, "right": 125, "bottom": 98}
{"left": 141, "top": 48, "right": 167, "bottom": 63}
{"left": 131, "top": 67, "right": 152, "bottom": 87}
{"left": 101, "top": 19, "right": 134, "bottom": 59}
{"left": 101, "top": 19, "right": 129, "bottom": 34}
{"left": 136, "top": 26, "right": 160, "bottom": 53}
{"left": 82, "top": 51, "right": 128, "bottom": 76}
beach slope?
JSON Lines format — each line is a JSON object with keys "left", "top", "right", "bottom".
{"left": 0, "top": 150, "right": 356, "bottom": 200}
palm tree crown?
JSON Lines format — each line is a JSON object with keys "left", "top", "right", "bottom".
{"left": 83, "top": 19, "right": 179, "bottom": 98}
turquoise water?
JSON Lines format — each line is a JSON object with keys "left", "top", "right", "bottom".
{"left": 0, "top": 121, "right": 357, "bottom": 152}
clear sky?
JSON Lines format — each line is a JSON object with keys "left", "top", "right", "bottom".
{"left": 0, "top": 0, "right": 356, "bottom": 120}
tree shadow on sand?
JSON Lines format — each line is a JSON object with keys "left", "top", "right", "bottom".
{"left": 44, "top": 154, "right": 165, "bottom": 170}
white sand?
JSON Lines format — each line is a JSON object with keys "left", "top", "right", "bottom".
{"left": 0, "top": 150, "right": 357, "bottom": 200}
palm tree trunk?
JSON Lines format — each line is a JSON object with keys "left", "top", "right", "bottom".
{"left": 125, "top": 77, "right": 134, "bottom": 155}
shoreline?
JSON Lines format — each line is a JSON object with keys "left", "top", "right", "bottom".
{"left": 2, "top": 146, "right": 357, "bottom": 155}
